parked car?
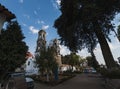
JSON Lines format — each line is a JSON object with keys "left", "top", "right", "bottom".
{"left": 83, "top": 67, "right": 97, "bottom": 73}
{"left": 1, "top": 72, "right": 34, "bottom": 89}
{"left": 26, "top": 77, "right": 34, "bottom": 89}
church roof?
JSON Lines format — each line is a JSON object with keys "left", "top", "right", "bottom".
{"left": 26, "top": 52, "right": 34, "bottom": 59}
{"left": 0, "top": 4, "right": 16, "bottom": 21}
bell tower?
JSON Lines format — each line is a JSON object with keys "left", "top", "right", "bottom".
{"left": 35, "top": 29, "right": 46, "bottom": 56}
{"left": 53, "top": 39, "right": 60, "bottom": 55}
{"left": 52, "top": 39, "right": 62, "bottom": 66}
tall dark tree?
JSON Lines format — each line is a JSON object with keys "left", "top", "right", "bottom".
{"left": 86, "top": 55, "right": 99, "bottom": 70}
{"left": 54, "top": 0, "right": 120, "bottom": 68}
{"left": 0, "top": 21, "right": 28, "bottom": 73}
{"left": 69, "top": 53, "right": 80, "bottom": 71}
{"left": 62, "top": 55, "right": 70, "bottom": 64}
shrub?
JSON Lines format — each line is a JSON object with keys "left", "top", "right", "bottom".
{"left": 99, "top": 68, "right": 120, "bottom": 79}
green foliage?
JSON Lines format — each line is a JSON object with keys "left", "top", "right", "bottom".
{"left": 69, "top": 53, "right": 80, "bottom": 67}
{"left": 54, "top": 0, "right": 120, "bottom": 68}
{"left": 62, "top": 53, "right": 80, "bottom": 71}
{"left": 86, "top": 56, "right": 99, "bottom": 70}
{"left": 62, "top": 55, "right": 69, "bottom": 64}
{"left": 54, "top": 0, "right": 117, "bottom": 51}
{"left": 0, "top": 21, "right": 28, "bottom": 72}
{"left": 36, "top": 46, "right": 58, "bottom": 75}
{"left": 99, "top": 68, "right": 120, "bottom": 79}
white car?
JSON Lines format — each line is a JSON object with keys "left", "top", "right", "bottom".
{"left": 26, "top": 77, "right": 34, "bottom": 89}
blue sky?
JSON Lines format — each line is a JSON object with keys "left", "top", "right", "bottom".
{"left": 1, "top": 0, "right": 120, "bottom": 64}
{"left": 0, "top": 0, "right": 61, "bottom": 53}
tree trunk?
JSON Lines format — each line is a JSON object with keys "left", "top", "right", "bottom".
{"left": 94, "top": 28, "right": 117, "bottom": 69}
{"left": 91, "top": 51, "right": 100, "bottom": 70}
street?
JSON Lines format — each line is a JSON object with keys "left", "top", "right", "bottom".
{"left": 34, "top": 73, "right": 105, "bottom": 89}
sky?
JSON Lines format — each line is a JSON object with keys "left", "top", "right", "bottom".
{"left": 1, "top": 0, "right": 120, "bottom": 65}
{"left": 0, "top": 0, "right": 61, "bottom": 52}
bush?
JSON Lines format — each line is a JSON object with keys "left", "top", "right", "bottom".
{"left": 99, "top": 68, "right": 120, "bottom": 79}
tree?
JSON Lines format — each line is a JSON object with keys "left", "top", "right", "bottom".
{"left": 69, "top": 53, "right": 80, "bottom": 71}
{"left": 54, "top": 0, "right": 120, "bottom": 68}
{"left": 86, "top": 56, "right": 99, "bottom": 70}
{"left": 62, "top": 55, "right": 70, "bottom": 64}
{"left": 0, "top": 21, "right": 28, "bottom": 73}
{"left": 62, "top": 53, "right": 80, "bottom": 71}
{"left": 36, "top": 46, "right": 58, "bottom": 81}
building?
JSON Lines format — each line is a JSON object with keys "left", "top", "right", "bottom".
{"left": 35, "top": 30, "right": 62, "bottom": 72}
{"left": 25, "top": 52, "right": 39, "bottom": 75}
{"left": 0, "top": 4, "right": 15, "bottom": 34}
{"left": 35, "top": 29, "right": 46, "bottom": 56}
{"left": 51, "top": 38, "right": 62, "bottom": 67}
{"left": 52, "top": 39, "right": 60, "bottom": 55}
{"left": 35, "top": 30, "right": 62, "bottom": 66}
{"left": 60, "top": 64, "right": 76, "bottom": 72}
{"left": 48, "top": 38, "right": 62, "bottom": 74}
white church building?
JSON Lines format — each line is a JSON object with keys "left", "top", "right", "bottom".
{"left": 25, "top": 52, "right": 39, "bottom": 75}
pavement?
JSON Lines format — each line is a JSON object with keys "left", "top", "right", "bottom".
{"left": 34, "top": 73, "right": 105, "bottom": 89}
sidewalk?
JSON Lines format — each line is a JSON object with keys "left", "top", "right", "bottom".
{"left": 34, "top": 73, "right": 105, "bottom": 89}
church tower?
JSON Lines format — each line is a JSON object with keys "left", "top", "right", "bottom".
{"left": 53, "top": 39, "right": 60, "bottom": 55}
{"left": 35, "top": 29, "right": 46, "bottom": 56}
{"left": 52, "top": 39, "right": 62, "bottom": 66}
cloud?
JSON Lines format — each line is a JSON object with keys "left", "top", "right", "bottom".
{"left": 42, "top": 25, "right": 49, "bottom": 30}
{"left": 34, "top": 10, "right": 37, "bottom": 15}
{"left": 112, "top": 13, "right": 120, "bottom": 26}
{"left": 56, "top": 0, "right": 61, "bottom": 6}
{"left": 37, "top": 20, "right": 45, "bottom": 24}
{"left": 38, "top": 8, "right": 40, "bottom": 10}
{"left": 51, "top": 0, "right": 60, "bottom": 9}
{"left": 37, "top": 20, "right": 41, "bottom": 24}
{"left": 108, "top": 42, "right": 115, "bottom": 49}
{"left": 77, "top": 49, "right": 90, "bottom": 57}
{"left": 23, "top": 14, "right": 30, "bottom": 19}
{"left": 60, "top": 45, "right": 70, "bottom": 56}
{"left": 93, "top": 39, "right": 120, "bottom": 64}
{"left": 19, "top": 0, "right": 24, "bottom": 3}
{"left": 40, "top": 21, "right": 45, "bottom": 24}
{"left": 108, "top": 36, "right": 120, "bottom": 50}
{"left": 29, "top": 26, "right": 39, "bottom": 34}
{"left": 22, "top": 23, "right": 27, "bottom": 27}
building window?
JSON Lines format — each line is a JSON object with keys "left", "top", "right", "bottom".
{"left": 28, "top": 61, "right": 30, "bottom": 65}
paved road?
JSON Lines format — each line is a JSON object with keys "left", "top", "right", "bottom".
{"left": 34, "top": 73, "right": 105, "bottom": 89}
